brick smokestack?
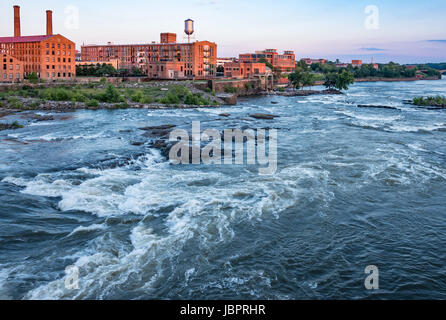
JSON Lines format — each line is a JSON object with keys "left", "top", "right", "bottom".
{"left": 14, "top": 5, "right": 21, "bottom": 37}
{"left": 46, "top": 10, "right": 53, "bottom": 36}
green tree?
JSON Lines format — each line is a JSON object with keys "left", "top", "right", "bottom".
{"left": 324, "top": 70, "right": 354, "bottom": 91}
{"left": 302, "top": 72, "right": 316, "bottom": 89}
{"left": 288, "top": 69, "right": 304, "bottom": 89}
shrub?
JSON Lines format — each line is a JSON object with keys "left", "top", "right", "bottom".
{"left": 160, "top": 92, "right": 180, "bottom": 104}
{"left": 142, "top": 95, "right": 155, "bottom": 104}
{"left": 99, "top": 84, "right": 123, "bottom": 103}
{"left": 86, "top": 99, "right": 99, "bottom": 107}
{"left": 224, "top": 86, "right": 238, "bottom": 94}
{"left": 25, "top": 72, "right": 39, "bottom": 84}
{"left": 131, "top": 91, "right": 144, "bottom": 103}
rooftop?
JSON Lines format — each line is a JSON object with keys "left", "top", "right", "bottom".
{"left": 0, "top": 35, "right": 54, "bottom": 44}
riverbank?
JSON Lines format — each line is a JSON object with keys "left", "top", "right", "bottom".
{"left": 262, "top": 89, "right": 343, "bottom": 97}
{"left": 354, "top": 76, "right": 440, "bottom": 82}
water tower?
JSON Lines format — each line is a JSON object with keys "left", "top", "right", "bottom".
{"left": 184, "top": 19, "right": 194, "bottom": 43}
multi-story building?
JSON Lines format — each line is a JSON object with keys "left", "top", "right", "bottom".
{"left": 352, "top": 60, "right": 363, "bottom": 67}
{"left": 0, "top": 6, "right": 76, "bottom": 82}
{"left": 239, "top": 49, "right": 295, "bottom": 73}
{"left": 81, "top": 32, "right": 217, "bottom": 80}
{"left": 224, "top": 62, "right": 266, "bottom": 79}
{"left": 1, "top": 52, "right": 24, "bottom": 83}
{"left": 302, "top": 58, "right": 327, "bottom": 65}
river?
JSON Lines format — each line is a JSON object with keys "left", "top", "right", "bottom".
{"left": 0, "top": 78, "right": 445, "bottom": 299}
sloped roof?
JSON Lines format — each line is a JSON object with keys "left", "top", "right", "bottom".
{"left": 0, "top": 35, "right": 55, "bottom": 44}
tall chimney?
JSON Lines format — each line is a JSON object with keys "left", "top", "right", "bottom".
{"left": 46, "top": 10, "right": 53, "bottom": 36}
{"left": 14, "top": 5, "right": 21, "bottom": 37}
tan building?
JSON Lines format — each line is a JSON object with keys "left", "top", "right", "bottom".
{"left": 1, "top": 53, "right": 24, "bottom": 83}
{"left": 0, "top": 6, "right": 76, "bottom": 81}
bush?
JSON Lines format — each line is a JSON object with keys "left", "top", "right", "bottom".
{"left": 224, "top": 86, "right": 238, "bottom": 94}
{"left": 25, "top": 72, "right": 39, "bottom": 84}
{"left": 86, "top": 99, "right": 99, "bottom": 107}
{"left": 160, "top": 92, "right": 180, "bottom": 104}
{"left": 99, "top": 84, "right": 123, "bottom": 103}
{"left": 142, "top": 95, "right": 155, "bottom": 104}
{"left": 131, "top": 91, "right": 144, "bottom": 103}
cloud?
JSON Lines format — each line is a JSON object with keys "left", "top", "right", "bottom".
{"left": 195, "top": 0, "right": 219, "bottom": 5}
{"left": 426, "top": 40, "right": 446, "bottom": 44}
{"left": 360, "top": 47, "right": 388, "bottom": 51}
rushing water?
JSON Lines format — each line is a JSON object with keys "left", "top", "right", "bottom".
{"left": 0, "top": 79, "right": 446, "bottom": 300}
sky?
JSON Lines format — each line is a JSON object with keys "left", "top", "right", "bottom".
{"left": 1, "top": 0, "right": 446, "bottom": 64}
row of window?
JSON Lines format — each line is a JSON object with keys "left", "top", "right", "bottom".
{"left": 45, "top": 72, "right": 72, "bottom": 78}
{"left": 1, "top": 73, "right": 21, "bottom": 80}
{"left": 3, "top": 64, "right": 21, "bottom": 71}
{"left": 46, "top": 65, "right": 72, "bottom": 70}
{"left": 46, "top": 57, "right": 72, "bottom": 63}
{"left": 45, "top": 43, "right": 72, "bottom": 50}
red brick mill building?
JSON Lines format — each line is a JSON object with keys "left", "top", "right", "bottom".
{"left": 81, "top": 32, "right": 217, "bottom": 80}
{"left": 0, "top": 5, "right": 76, "bottom": 82}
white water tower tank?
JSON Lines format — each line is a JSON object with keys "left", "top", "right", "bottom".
{"left": 185, "top": 19, "right": 194, "bottom": 36}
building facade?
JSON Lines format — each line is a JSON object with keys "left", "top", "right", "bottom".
{"left": 1, "top": 53, "right": 24, "bottom": 83}
{"left": 81, "top": 34, "right": 217, "bottom": 80}
{"left": 239, "top": 49, "right": 295, "bottom": 73}
{"left": 0, "top": 6, "right": 76, "bottom": 81}
{"left": 352, "top": 60, "right": 363, "bottom": 67}
{"left": 224, "top": 62, "right": 266, "bottom": 79}
{"left": 302, "top": 58, "right": 327, "bottom": 65}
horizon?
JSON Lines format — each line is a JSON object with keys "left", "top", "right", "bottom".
{"left": 1, "top": 0, "right": 446, "bottom": 64}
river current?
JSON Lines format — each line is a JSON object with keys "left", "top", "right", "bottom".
{"left": 0, "top": 78, "right": 445, "bottom": 299}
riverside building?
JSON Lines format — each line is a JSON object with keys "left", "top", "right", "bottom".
{"left": 0, "top": 6, "right": 76, "bottom": 82}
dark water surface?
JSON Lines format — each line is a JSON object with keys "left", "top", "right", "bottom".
{"left": 0, "top": 79, "right": 445, "bottom": 299}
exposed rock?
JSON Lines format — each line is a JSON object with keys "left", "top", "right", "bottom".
{"left": 249, "top": 113, "right": 279, "bottom": 120}
{"left": 219, "top": 113, "right": 230, "bottom": 117}
{"left": 0, "top": 122, "right": 24, "bottom": 131}
{"left": 21, "top": 114, "right": 55, "bottom": 121}
{"left": 139, "top": 124, "right": 176, "bottom": 131}
{"left": 130, "top": 141, "right": 145, "bottom": 146}
{"left": 357, "top": 104, "right": 399, "bottom": 110}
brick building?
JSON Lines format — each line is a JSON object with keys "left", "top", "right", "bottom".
{"left": 0, "top": 6, "right": 76, "bottom": 82}
{"left": 352, "top": 60, "right": 363, "bottom": 67}
{"left": 239, "top": 49, "right": 295, "bottom": 73}
{"left": 81, "top": 33, "right": 217, "bottom": 80}
{"left": 1, "top": 53, "right": 24, "bottom": 82}
{"left": 224, "top": 62, "right": 266, "bottom": 79}
{"left": 302, "top": 58, "right": 327, "bottom": 65}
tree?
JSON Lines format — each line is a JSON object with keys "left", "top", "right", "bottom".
{"left": 323, "top": 72, "right": 338, "bottom": 90}
{"left": 302, "top": 72, "right": 316, "bottom": 89}
{"left": 336, "top": 70, "right": 355, "bottom": 90}
{"left": 323, "top": 70, "right": 354, "bottom": 91}
{"left": 25, "top": 72, "right": 39, "bottom": 84}
{"left": 131, "top": 66, "right": 143, "bottom": 76}
{"left": 297, "top": 60, "right": 309, "bottom": 71}
{"left": 288, "top": 69, "right": 304, "bottom": 89}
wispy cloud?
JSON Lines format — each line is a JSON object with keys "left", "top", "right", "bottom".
{"left": 426, "top": 40, "right": 446, "bottom": 44}
{"left": 195, "top": 0, "right": 219, "bottom": 5}
{"left": 360, "top": 47, "right": 388, "bottom": 51}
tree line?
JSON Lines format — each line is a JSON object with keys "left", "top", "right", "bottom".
{"left": 76, "top": 64, "right": 144, "bottom": 77}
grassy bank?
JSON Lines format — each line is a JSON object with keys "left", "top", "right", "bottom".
{"left": 0, "top": 83, "right": 221, "bottom": 110}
